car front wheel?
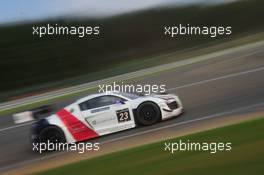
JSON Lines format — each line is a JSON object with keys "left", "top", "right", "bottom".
{"left": 136, "top": 102, "right": 161, "bottom": 126}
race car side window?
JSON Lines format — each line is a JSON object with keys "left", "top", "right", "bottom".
{"left": 79, "top": 95, "right": 127, "bottom": 111}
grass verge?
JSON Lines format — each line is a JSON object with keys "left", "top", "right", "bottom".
{"left": 35, "top": 117, "right": 264, "bottom": 175}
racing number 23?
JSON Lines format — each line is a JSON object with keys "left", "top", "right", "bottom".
{"left": 116, "top": 108, "right": 131, "bottom": 123}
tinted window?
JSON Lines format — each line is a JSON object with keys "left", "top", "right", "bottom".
{"left": 79, "top": 95, "right": 126, "bottom": 111}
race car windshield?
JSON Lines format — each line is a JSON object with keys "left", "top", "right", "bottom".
{"left": 116, "top": 92, "right": 142, "bottom": 100}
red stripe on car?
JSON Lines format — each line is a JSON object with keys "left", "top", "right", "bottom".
{"left": 56, "top": 109, "right": 99, "bottom": 142}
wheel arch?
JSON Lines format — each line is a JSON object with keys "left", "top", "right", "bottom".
{"left": 32, "top": 118, "right": 66, "bottom": 143}
{"left": 39, "top": 124, "right": 66, "bottom": 142}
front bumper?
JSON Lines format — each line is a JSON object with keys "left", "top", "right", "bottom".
{"left": 160, "top": 96, "right": 183, "bottom": 120}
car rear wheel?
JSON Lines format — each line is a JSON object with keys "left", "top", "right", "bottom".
{"left": 39, "top": 126, "right": 66, "bottom": 149}
{"left": 136, "top": 102, "right": 161, "bottom": 126}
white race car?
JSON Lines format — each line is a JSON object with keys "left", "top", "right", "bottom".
{"left": 31, "top": 91, "right": 183, "bottom": 144}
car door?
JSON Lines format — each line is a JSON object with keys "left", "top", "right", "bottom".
{"left": 79, "top": 95, "right": 135, "bottom": 136}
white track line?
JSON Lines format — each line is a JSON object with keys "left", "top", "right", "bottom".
{"left": 167, "top": 66, "right": 264, "bottom": 91}
{"left": 0, "top": 65, "right": 264, "bottom": 133}
{"left": 0, "top": 121, "right": 34, "bottom": 132}
{"left": 1, "top": 40, "right": 264, "bottom": 111}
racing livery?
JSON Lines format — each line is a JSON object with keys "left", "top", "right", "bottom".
{"left": 31, "top": 91, "right": 183, "bottom": 144}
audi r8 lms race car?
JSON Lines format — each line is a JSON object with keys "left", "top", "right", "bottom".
{"left": 31, "top": 91, "right": 183, "bottom": 144}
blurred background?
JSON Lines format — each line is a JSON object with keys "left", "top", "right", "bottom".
{"left": 0, "top": 0, "right": 263, "bottom": 101}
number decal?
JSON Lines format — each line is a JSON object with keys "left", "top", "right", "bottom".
{"left": 116, "top": 108, "right": 131, "bottom": 123}
{"left": 119, "top": 111, "right": 129, "bottom": 121}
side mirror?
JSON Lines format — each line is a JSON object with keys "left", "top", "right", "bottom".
{"left": 115, "top": 100, "right": 126, "bottom": 105}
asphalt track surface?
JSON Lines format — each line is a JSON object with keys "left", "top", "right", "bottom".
{"left": 0, "top": 42, "right": 264, "bottom": 173}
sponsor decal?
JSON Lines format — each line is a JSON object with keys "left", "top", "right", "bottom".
{"left": 91, "top": 106, "right": 110, "bottom": 113}
{"left": 56, "top": 109, "right": 99, "bottom": 141}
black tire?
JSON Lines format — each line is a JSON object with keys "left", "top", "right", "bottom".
{"left": 136, "top": 102, "right": 161, "bottom": 126}
{"left": 39, "top": 126, "right": 66, "bottom": 146}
